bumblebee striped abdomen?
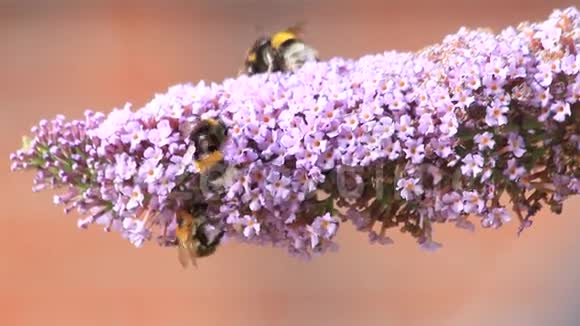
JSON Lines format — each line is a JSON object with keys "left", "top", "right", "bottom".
{"left": 274, "top": 39, "right": 318, "bottom": 73}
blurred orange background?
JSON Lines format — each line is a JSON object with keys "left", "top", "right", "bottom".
{"left": 2, "top": 1, "right": 580, "bottom": 325}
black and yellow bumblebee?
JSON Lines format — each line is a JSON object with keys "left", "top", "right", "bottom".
{"left": 240, "top": 25, "right": 319, "bottom": 75}
{"left": 175, "top": 204, "right": 225, "bottom": 268}
{"left": 174, "top": 118, "right": 230, "bottom": 268}
{"left": 188, "top": 118, "right": 228, "bottom": 174}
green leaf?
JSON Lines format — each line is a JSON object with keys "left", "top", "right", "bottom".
{"left": 503, "top": 122, "right": 521, "bottom": 133}
{"left": 526, "top": 133, "right": 547, "bottom": 144}
{"left": 521, "top": 117, "right": 543, "bottom": 130}
{"left": 377, "top": 179, "right": 394, "bottom": 204}
{"left": 457, "top": 127, "right": 477, "bottom": 141}
{"left": 523, "top": 147, "right": 547, "bottom": 170}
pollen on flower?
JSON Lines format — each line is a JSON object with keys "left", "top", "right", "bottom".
{"left": 9, "top": 7, "right": 580, "bottom": 259}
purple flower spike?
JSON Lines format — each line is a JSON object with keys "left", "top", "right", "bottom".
{"left": 10, "top": 7, "right": 580, "bottom": 260}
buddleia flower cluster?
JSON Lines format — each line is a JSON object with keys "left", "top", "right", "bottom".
{"left": 10, "top": 7, "right": 580, "bottom": 259}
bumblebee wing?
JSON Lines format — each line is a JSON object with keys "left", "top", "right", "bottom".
{"left": 210, "top": 164, "right": 237, "bottom": 189}
{"left": 177, "top": 243, "right": 199, "bottom": 269}
{"left": 188, "top": 244, "right": 199, "bottom": 268}
{"left": 180, "top": 121, "right": 195, "bottom": 139}
{"left": 286, "top": 22, "right": 307, "bottom": 36}
{"left": 262, "top": 47, "right": 275, "bottom": 72}
{"left": 177, "top": 245, "right": 191, "bottom": 268}
{"left": 179, "top": 144, "right": 196, "bottom": 170}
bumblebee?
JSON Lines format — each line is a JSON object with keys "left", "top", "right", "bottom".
{"left": 240, "top": 25, "right": 319, "bottom": 75}
{"left": 182, "top": 118, "right": 228, "bottom": 174}
{"left": 173, "top": 118, "right": 231, "bottom": 268}
{"left": 175, "top": 204, "right": 224, "bottom": 268}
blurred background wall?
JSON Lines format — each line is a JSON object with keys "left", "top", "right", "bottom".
{"left": 1, "top": 0, "right": 579, "bottom": 325}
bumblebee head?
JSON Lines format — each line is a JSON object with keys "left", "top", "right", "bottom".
{"left": 242, "top": 36, "right": 273, "bottom": 75}
{"left": 247, "top": 37, "right": 269, "bottom": 59}
{"left": 190, "top": 119, "right": 227, "bottom": 155}
{"left": 189, "top": 118, "right": 228, "bottom": 174}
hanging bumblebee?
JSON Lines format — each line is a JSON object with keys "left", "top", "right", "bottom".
{"left": 173, "top": 118, "right": 230, "bottom": 268}
{"left": 174, "top": 204, "right": 225, "bottom": 268}
{"left": 240, "top": 24, "right": 319, "bottom": 75}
